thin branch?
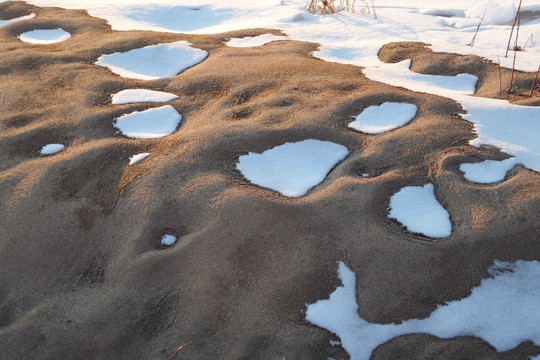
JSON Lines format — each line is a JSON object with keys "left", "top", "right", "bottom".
{"left": 89, "top": 334, "right": 101, "bottom": 360}
{"left": 530, "top": 65, "right": 540, "bottom": 98}
{"left": 508, "top": 47, "right": 518, "bottom": 93}
{"left": 506, "top": 0, "right": 523, "bottom": 57}
{"left": 497, "top": 55, "right": 503, "bottom": 97}
{"left": 468, "top": 9, "right": 487, "bottom": 47}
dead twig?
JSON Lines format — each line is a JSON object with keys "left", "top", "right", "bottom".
{"left": 168, "top": 341, "right": 193, "bottom": 360}
{"left": 89, "top": 334, "right": 101, "bottom": 360}
{"left": 530, "top": 65, "right": 540, "bottom": 98}
{"left": 508, "top": 46, "right": 518, "bottom": 93}
{"left": 497, "top": 55, "right": 503, "bottom": 97}
{"left": 468, "top": 8, "right": 487, "bottom": 47}
{"left": 505, "top": 0, "right": 523, "bottom": 57}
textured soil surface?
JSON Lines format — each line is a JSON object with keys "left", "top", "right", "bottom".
{"left": 1, "top": 2, "right": 539, "bottom": 359}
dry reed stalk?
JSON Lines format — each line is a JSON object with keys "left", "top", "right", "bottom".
{"left": 89, "top": 334, "right": 101, "bottom": 360}
{"left": 468, "top": 9, "right": 487, "bottom": 47}
{"left": 168, "top": 341, "right": 193, "bottom": 360}
{"left": 498, "top": 55, "right": 503, "bottom": 97}
{"left": 506, "top": 0, "right": 523, "bottom": 57}
{"left": 530, "top": 65, "right": 540, "bottom": 98}
{"left": 508, "top": 47, "right": 518, "bottom": 93}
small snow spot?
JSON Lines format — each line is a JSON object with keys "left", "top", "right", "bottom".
{"left": 96, "top": 41, "right": 207, "bottom": 80}
{"left": 460, "top": 158, "right": 517, "bottom": 184}
{"left": 226, "top": 34, "right": 287, "bottom": 47}
{"left": 0, "top": 13, "right": 35, "bottom": 27}
{"left": 388, "top": 183, "right": 451, "bottom": 238}
{"left": 161, "top": 234, "right": 177, "bottom": 246}
{"left": 113, "top": 105, "right": 182, "bottom": 139}
{"left": 236, "top": 139, "right": 349, "bottom": 198}
{"left": 40, "top": 143, "right": 64, "bottom": 155}
{"left": 129, "top": 152, "right": 150, "bottom": 165}
{"left": 348, "top": 102, "right": 417, "bottom": 134}
{"left": 19, "top": 28, "right": 71, "bottom": 44}
{"left": 112, "top": 89, "right": 178, "bottom": 105}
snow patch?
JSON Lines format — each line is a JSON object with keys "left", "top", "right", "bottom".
{"left": 161, "top": 234, "right": 177, "bottom": 246}
{"left": 236, "top": 139, "right": 349, "bottom": 198}
{"left": 40, "top": 143, "right": 64, "bottom": 155}
{"left": 307, "top": 260, "right": 540, "bottom": 360}
{"left": 129, "top": 152, "right": 150, "bottom": 165}
{"left": 96, "top": 41, "right": 207, "bottom": 80}
{"left": 0, "top": 13, "right": 35, "bottom": 27}
{"left": 226, "top": 34, "right": 288, "bottom": 47}
{"left": 114, "top": 105, "right": 182, "bottom": 139}
{"left": 112, "top": 89, "right": 178, "bottom": 104}
{"left": 460, "top": 158, "right": 517, "bottom": 184}
{"left": 388, "top": 183, "right": 451, "bottom": 238}
{"left": 348, "top": 102, "right": 417, "bottom": 134}
{"left": 18, "top": 28, "right": 71, "bottom": 44}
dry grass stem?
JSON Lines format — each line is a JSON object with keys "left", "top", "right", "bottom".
{"left": 309, "top": 0, "right": 376, "bottom": 16}
{"left": 506, "top": 0, "right": 523, "bottom": 57}
{"left": 89, "top": 334, "right": 101, "bottom": 360}
{"left": 468, "top": 8, "right": 487, "bottom": 47}
{"left": 168, "top": 341, "right": 193, "bottom": 360}
{"left": 498, "top": 55, "right": 503, "bottom": 97}
{"left": 530, "top": 65, "right": 540, "bottom": 98}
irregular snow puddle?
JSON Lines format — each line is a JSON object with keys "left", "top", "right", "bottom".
{"left": 388, "top": 183, "right": 451, "bottom": 238}
{"left": 96, "top": 41, "right": 207, "bottom": 80}
{"left": 114, "top": 105, "right": 181, "bottom": 139}
{"left": 160, "top": 234, "right": 177, "bottom": 246}
{"left": 364, "top": 60, "right": 540, "bottom": 173}
{"left": 364, "top": 60, "right": 478, "bottom": 95}
{"left": 0, "top": 13, "right": 35, "bottom": 27}
{"left": 112, "top": 89, "right": 178, "bottom": 105}
{"left": 40, "top": 143, "right": 64, "bottom": 155}
{"left": 18, "top": 28, "right": 71, "bottom": 44}
{"left": 306, "top": 260, "right": 540, "bottom": 360}
{"left": 348, "top": 102, "right": 417, "bottom": 134}
{"left": 226, "top": 34, "right": 287, "bottom": 47}
{"left": 460, "top": 158, "right": 518, "bottom": 184}
{"left": 236, "top": 139, "right": 349, "bottom": 198}
{"left": 128, "top": 152, "right": 150, "bottom": 165}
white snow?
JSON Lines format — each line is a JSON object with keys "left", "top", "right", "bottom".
{"left": 18, "top": 28, "right": 71, "bottom": 44}
{"left": 161, "top": 234, "right": 177, "bottom": 246}
{"left": 96, "top": 41, "right": 207, "bottom": 80}
{"left": 0, "top": 13, "right": 35, "bottom": 27}
{"left": 128, "top": 152, "right": 150, "bottom": 165}
{"left": 111, "top": 89, "right": 178, "bottom": 104}
{"left": 226, "top": 34, "right": 288, "bottom": 47}
{"left": 388, "top": 183, "right": 451, "bottom": 238}
{"left": 460, "top": 158, "right": 518, "bottom": 184}
{"left": 113, "top": 105, "right": 182, "bottom": 139}
{"left": 348, "top": 102, "right": 417, "bottom": 134}
{"left": 307, "top": 260, "right": 540, "bottom": 360}
{"left": 40, "top": 143, "right": 64, "bottom": 155}
{"left": 236, "top": 139, "right": 349, "bottom": 197}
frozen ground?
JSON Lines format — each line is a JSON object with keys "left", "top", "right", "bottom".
{"left": 306, "top": 260, "right": 540, "bottom": 360}
{"left": 18, "top": 28, "right": 70, "bottom": 44}
{"left": 388, "top": 183, "right": 452, "bottom": 238}
{"left": 113, "top": 105, "right": 182, "bottom": 139}
{"left": 236, "top": 139, "right": 349, "bottom": 197}
{"left": 96, "top": 41, "right": 207, "bottom": 80}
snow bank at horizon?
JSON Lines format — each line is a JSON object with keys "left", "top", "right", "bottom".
{"left": 306, "top": 260, "right": 540, "bottom": 360}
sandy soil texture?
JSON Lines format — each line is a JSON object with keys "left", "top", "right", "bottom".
{"left": 1, "top": 2, "right": 539, "bottom": 359}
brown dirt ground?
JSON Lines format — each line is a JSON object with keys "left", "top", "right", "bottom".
{"left": 1, "top": 2, "right": 539, "bottom": 359}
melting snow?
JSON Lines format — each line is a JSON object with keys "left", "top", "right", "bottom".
{"left": 388, "top": 183, "right": 451, "bottom": 238}
{"left": 348, "top": 102, "right": 417, "bottom": 134}
{"left": 460, "top": 158, "right": 518, "bottom": 184}
{"left": 306, "top": 260, "right": 540, "bottom": 360}
{"left": 96, "top": 41, "right": 207, "bottom": 80}
{"left": 236, "top": 139, "right": 349, "bottom": 198}
{"left": 111, "top": 89, "right": 178, "bottom": 105}
{"left": 128, "top": 152, "right": 150, "bottom": 165}
{"left": 226, "top": 34, "right": 288, "bottom": 47}
{"left": 40, "top": 143, "right": 64, "bottom": 155}
{"left": 18, "top": 28, "right": 71, "bottom": 44}
{"left": 161, "top": 234, "right": 177, "bottom": 246}
{"left": 114, "top": 105, "right": 181, "bottom": 139}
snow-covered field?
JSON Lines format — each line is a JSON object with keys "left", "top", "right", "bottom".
{"left": 3, "top": 0, "right": 540, "bottom": 358}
